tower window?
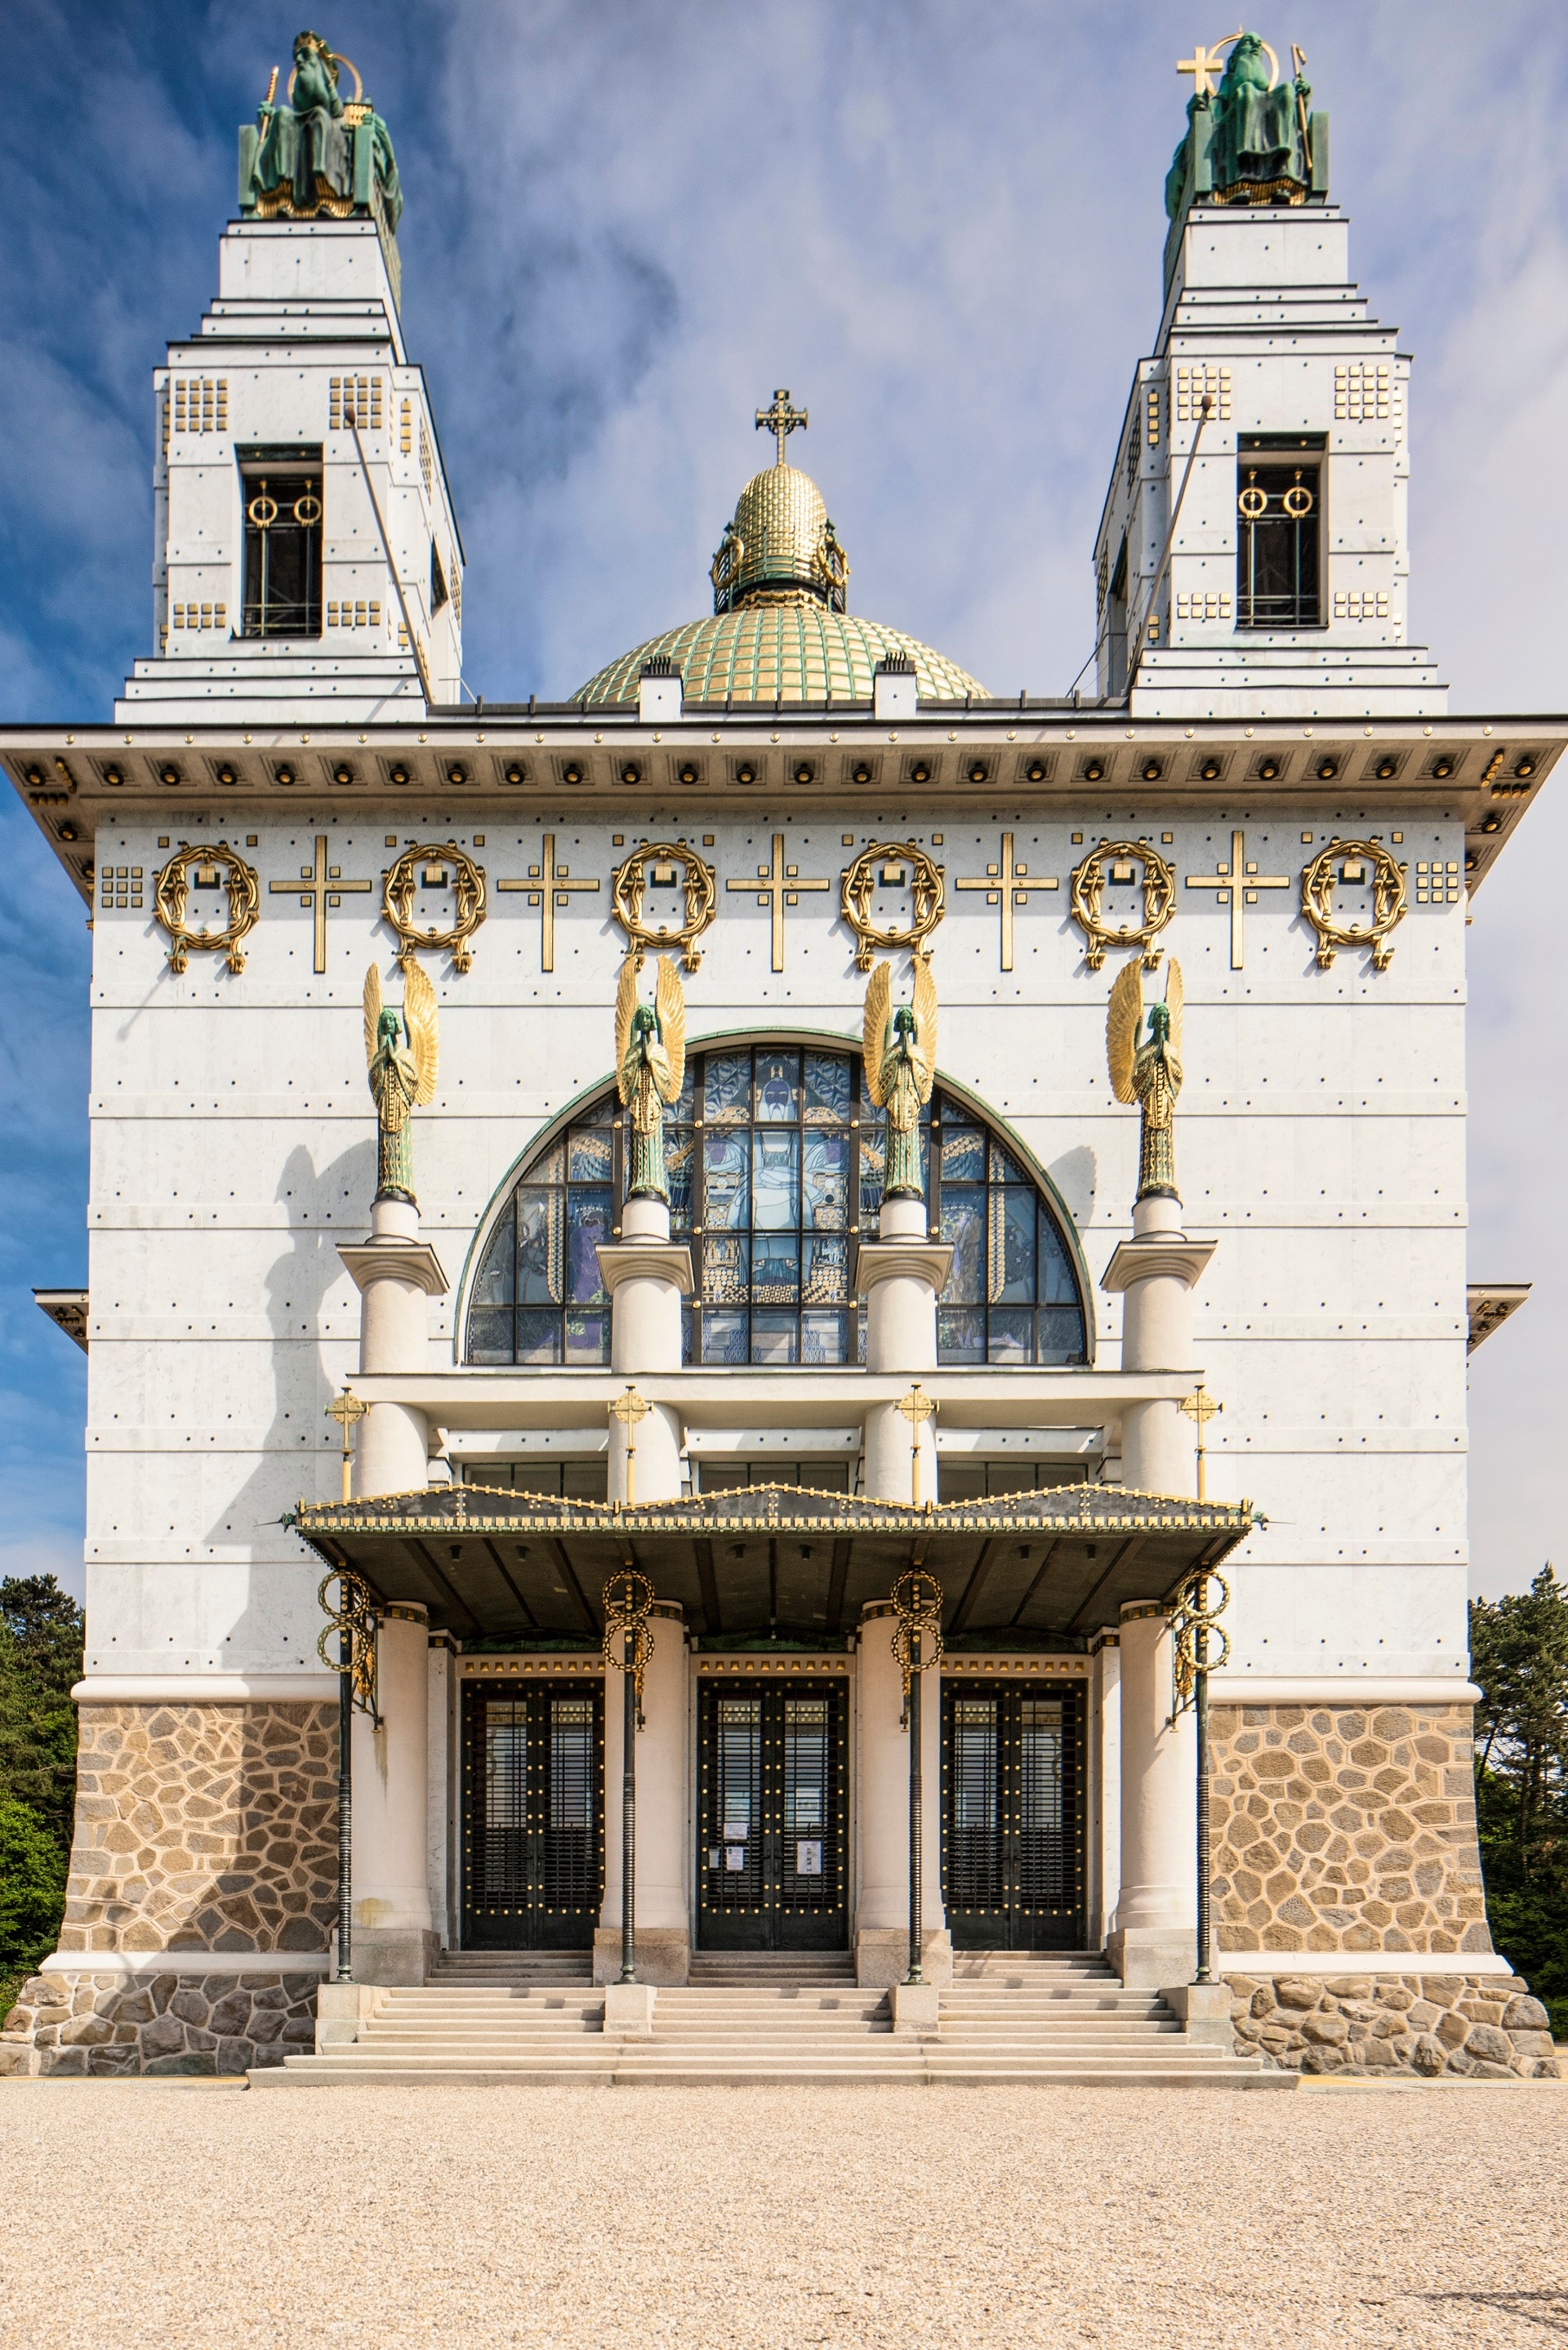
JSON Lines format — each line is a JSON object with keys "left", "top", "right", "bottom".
{"left": 242, "top": 470, "right": 323, "bottom": 639}
{"left": 1236, "top": 449, "right": 1322, "bottom": 630}
{"left": 431, "top": 543, "right": 449, "bottom": 614}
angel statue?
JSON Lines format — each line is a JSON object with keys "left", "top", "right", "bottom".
{"left": 1107, "top": 958, "right": 1184, "bottom": 1201}
{"left": 615, "top": 954, "right": 686, "bottom": 1200}
{"left": 363, "top": 958, "right": 439, "bottom": 1203}
{"left": 862, "top": 956, "right": 937, "bottom": 1200}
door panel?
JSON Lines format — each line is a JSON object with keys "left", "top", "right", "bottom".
{"left": 942, "top": 1680, "right": 1085, "bottom": 1948}
{"left": 461, "top": 1679, "right": 604, "bottom": 1948}
{"left": 697, "top": 1679, "right": 848, "bottom": 1950}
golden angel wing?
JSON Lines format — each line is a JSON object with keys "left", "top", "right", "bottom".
{"left": 862, "top": 961, "right": 892, "bottom": 1108}
{"left": 402, "top": 956, "right": 440, "bottom": 1105}
{"left": 1164, "top": 958, "right": 1184, "bottom": 1061}
{"left": 911, "top": 953, "right": 938, "bottom": 1101}
{"left": 1107, "top": 959, "right": 1142, "bottom": 1104}
{"left": 613, "top": 953, "right": 639, "bottom": 1103}
{"left": 363, "top": 963, "right": 383, "bottom": 1072}
{"left": 654, "top": 956, "right": 686, "bottom": 1106}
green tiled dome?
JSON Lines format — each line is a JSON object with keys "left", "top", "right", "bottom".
{"left": 574, "top": 596, "right": 987, "bottom": 709}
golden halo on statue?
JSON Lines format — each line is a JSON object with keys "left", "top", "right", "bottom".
{"left": 286, "top": 47, "right": 364, "bottom": 106}
{"left": 1205, "top": 29, "right": 1280, "bottom": 89}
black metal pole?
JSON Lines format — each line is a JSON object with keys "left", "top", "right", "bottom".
{"left": 1195, "top": 1608, "right": 1211, "bottom": 1986}
{"left": 906, "top": 1623, "right": 924, "bottom": 1986}
{"left": 336, "top": 1627, "right": 353, "bottom": 1983}
{"left": 620, "top": 1622, "right": 637, "bottom": 1983}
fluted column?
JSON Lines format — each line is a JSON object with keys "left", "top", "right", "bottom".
{"left": 1107, "top": 1602, "right": 1197, "bottom": 1988}
{"left": 339, "top": 1197, "right": 448, "bottom": 1497}
{"left": 853, "top": 1604, "right": 950, "bottom": 1987}
{"left": 350, "top": 1603, "right": 438, "bottom": 1984}
{"left": 857, "top": 1197, "right": 951, "bottom": 1501}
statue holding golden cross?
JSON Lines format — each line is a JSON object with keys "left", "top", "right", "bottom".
{"left": 1179, "top": 1381, "right": 1223, "bottom": 1500}
{"left": 1177, "top": 32, "right": 1243, "bottom": 99}
{"left": 755, "top": 388, "right": 808, "bottom": 466}
{"left": 608, "top": 1383, "right": 652, "bottom": 1506}
{"left": 326, "top": 1385, "right": 369, "bottom": 1501}
{"left": 896, "top": 1382, "right": 938, "bottom": 1509}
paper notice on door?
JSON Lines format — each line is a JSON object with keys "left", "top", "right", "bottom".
{"left": 707, "top": 1848, "right": 722, "bottom": 1870}
{"left": 725, "top": 1845, "right": 747, "bottom": 1871}
{"left": 723, "top": 1822, "right": 748, "bottom": 1841}
{"left": 795, "top": 1840, "right": 823, "bottom": 1876}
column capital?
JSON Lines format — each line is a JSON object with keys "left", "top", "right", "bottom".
{"left": 1119, "top": 1599, "right": 1170, "bottom": 1625}
{"left": 1100, "top": 1235, "right": 1215, "bottom": 1295}
{"left": 596, "top": 1240, "right": 694, "bottom": 1299}
{"left": 851, "top": 1237, "right": 954, "bottom": 1293}
{"left": 339, "top": 1237, "right": 449, "bottom": 1298}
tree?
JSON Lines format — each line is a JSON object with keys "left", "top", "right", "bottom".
{"left": 1469, "top": 1566, "right": 1568, "bottom": 2002}
{"left": 0, "top": 1576, "right": 84, "bottom": 1974}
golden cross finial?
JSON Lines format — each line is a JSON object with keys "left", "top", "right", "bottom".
{"left": 896, "top": 1384, "right": 938, "bottom": 1509}
{"left": 608, "top": 1385, "right": 652, "bottom": 1506}
{"left": 1177, "top": 33, "right": 1240, "bottom": 98}
{"left": 326, "top": 1386, "right": 369, "bottom": 1502}
{"left": 755, "top": 388, "right": 808, "bottom": 466}
{"left": 1179, "top": 1383, "right": 1223, "bottom": 1501}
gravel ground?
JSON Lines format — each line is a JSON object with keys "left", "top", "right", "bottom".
{"left": 2, "top": 2080, "right": 1566, "bottom": 2348}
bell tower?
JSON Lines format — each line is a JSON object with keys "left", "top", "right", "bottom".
{"left": 1091, "top": 30, "right": 1445, "bottom": 720}
{"left": 117, "top": 31, "right": 466, "bottom": 725}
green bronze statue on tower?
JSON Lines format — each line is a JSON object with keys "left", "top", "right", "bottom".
{"left": 1165, "top": 30, "right": 1325, "bottom": 261}
{"left": 240, "top": 32, "right": 403, "bottom": 244}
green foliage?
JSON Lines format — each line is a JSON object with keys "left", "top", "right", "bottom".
{"left": 0, "top": 1576, "right": 83, "bottom": 1973}
{"left": 1470, "top": 1566, "right": 1568, "bottom": 2000}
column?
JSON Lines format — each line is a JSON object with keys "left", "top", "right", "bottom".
{"left": 339, "top": 1195, "right": 448, "bottom": 1496}
{"left": 1100, "top": 1193, "right": 1214, "bottom": 1494}
{"left": 350, "top": 1603, "right": 439, "bottom": 1984}
{"left": 1107, "top": 1602, "right": 1196, "bottom": 1988}
{"left": 595, "top": 1192, "right": 694, "bottom": 1983}
{"left": 1087, "top": 1630, "right": 1121, "bottom": 1951}
{"left": 596, "top": 1603, "right": 690, "bottom": 1985}
{"left": 853, "top": 1605, "right": 950, "bottom": 1987}
{"left": 858, "top": 1195, "right": 951, "bottom": 1500}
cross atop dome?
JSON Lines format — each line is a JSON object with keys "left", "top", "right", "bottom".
{"left": 755, "top": 388, "right": 808, "bottom": 466}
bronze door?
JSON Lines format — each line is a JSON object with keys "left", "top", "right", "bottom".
{"left": 942, "top": 1680, "right": 1085, "bottom": 1949}
{"left": 461, "top": 1679, "right": 603, "bottom": 1949}
{"left": 697, "top": 1680, "right": 848, "bottom": 1950}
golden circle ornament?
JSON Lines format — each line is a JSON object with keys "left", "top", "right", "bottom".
{"left": 611, "top": 840, "right": 717, "bottom": 972}
{"left": 840, "top": 840, "right": 945, "bottom": 973}
{"left": 1237, "top": 483, "right": 1267, "bottom": 520}
{"left": 382, "top": 841, "right": 488, "bottom": 974}
{"left": 316, "top": 1566, "right": 380, "bottom": 1719}
{"left": 1069, "top": 837, "right": 1175, "bottom": 973}
{"left": 602, "top": 1568, "right": 657, "bottom": 1726}
{"left": 1300, "top": 836, "right": 1408, "bottom": 972}
{"left": 153, "top": 843, "right": 261, "bottom": 975}
{"left": 1282, "top": 482, "right": 1314, "bottom": 519}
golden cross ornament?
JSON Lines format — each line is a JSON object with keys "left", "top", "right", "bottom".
{"left": 326, "top": 1386, "right": 369, "bottom": 1501}
{"left": 896, "top": 1383, "right": 938, "bottom": 1509}
{"left": 955, "top": 832, "right": 1060, "bottom": 972}
{"left": 725, "top": 832, "right": 830, "bottom": 970}
{"left": 270, "top": 834, "right": 372, "bottom": 974}
{"left": 497, "top": 832, "right": 601, "bottom": 972}
{"left": 755, "top": 388, "right": 808, "bottom": 466}
{"left": 1179, "top": 1382, "right": 1223, "bottom": 1501}
{"left": 1184, "top": 830, "right": 1289, "bottom": 969}
{"left": 1177, "top": 32, "right": 1242, "bottom": 98}
{"left": 608, "top": 1384, "right": 652, "bottom": 1505}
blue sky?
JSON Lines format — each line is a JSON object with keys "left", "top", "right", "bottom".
{"left": 3, "top": 0, "right": 1566, "bottom": 1599}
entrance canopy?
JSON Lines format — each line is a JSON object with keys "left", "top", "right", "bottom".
{"left": 287, "top": 1482, "right": 1256, "bottom": 1646}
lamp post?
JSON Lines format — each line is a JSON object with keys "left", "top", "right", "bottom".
{"left": 315, "top": 1567, "right": 379, "bottom": 1982}
{"left": 889, "top": 1567, "right": 943, "bottom": 1985}
{"left": 1170, "top": 1565, "right": 1230, "bottom": 1985}
{"left": 602, "top": 1567, "right": 656, "bottom": 1985}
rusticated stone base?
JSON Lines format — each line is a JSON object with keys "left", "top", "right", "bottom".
{"left": 1210, "top": 1702, "right": 1491, "bottom": 1954}
{"left": 1226, "top": 1970, "right": 1561, "bottom": 2080}
{"left": 0, "top": 1969, "right": 322, "bottom": 2076}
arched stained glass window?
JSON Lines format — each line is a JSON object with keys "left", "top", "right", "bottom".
{"left": 465, "top": 1043, "right": 1089, "bottom": 1370}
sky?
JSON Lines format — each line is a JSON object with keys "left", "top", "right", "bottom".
{"left": 2, "top": 0, "right": 1566, "bottom": 1603}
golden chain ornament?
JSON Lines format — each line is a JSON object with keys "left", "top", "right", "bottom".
{"left": 153, "top": 843, "right": 261, "bottom": 974}
{"left": 1069, "top": 838, "right": 1175, "bottom": 972}
{"left": 889, "top": 1567, "right": 944, "bottom": 1724}
{"left": 1299, "top": 836, "right": 1408, "bottom": 971}
{"left": 1170, "top": 1568, "right": 1231, "bottom": 1714}
{"left": 382, "top": 841, "right": 488, "bottom": 974}
{"left": 316, "top": 1567, "right": 380, "bottom": 1720}
{"left": 602, "top": 1569, "right": 657, "bottom": 1728}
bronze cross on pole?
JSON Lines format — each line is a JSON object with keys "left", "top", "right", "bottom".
{"left": 1179, "top": 1382, "right": 1223, "bottom": 1501}
{"left": 1183, "top": 829, "right": 1289, "bottom": 969}
{"left": 755, "top": 389, "right": 808, "bottom": 466}
{"left": 270, "top": 834, "right": 372, "bottom": 974}
{"left": 608, "top": 1384, "right": 652, "bottom": 1507}
{"left": 897, "top": 1384, "right": 938, "bottom": 1509}
{"left": 725, "top": 832, "right": 830, "bottom": 971}
{"left": 326, "top": 1386, "right": 369, "bottom": 1502}
{"left": 497, "top": 833, "right": 602, "bottom": 972}
{"left": 955, "top": 833, "right": 1060, "bottom": 972}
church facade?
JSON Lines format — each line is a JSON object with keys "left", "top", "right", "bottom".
{"left": 2, "top": 31, "right": 1558, "bottom": 2079}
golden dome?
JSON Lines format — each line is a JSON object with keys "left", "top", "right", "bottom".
{"left": 575, "top": 600, "right": 987, "bottom": 709}
{"left": 715, "top": 463, "right": 847, "bottom": 607}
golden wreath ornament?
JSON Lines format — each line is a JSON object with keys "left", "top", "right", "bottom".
{"left": 382, "top": 841, "right": 488, "bottom": 974}
{"left": 889, "top": 1567, "right": 944, "bottom": 1724}
{"left": 610, "top": 840, "right": 717, "bottom": 972}
{"left": 1299, "top": 837, "right": 1408, "bottom": 972}
{"left": 1169, "top": 1567, "right": 1230, "bottom": 1714}
{"left": 316, "top": 1567, "right": 381, "bottom": 1721}
{"left": 1070, "top": 838, "right": 1176, "bottom": 972}
{"left": 153, "top": 843, "right": 261, "bottom": 975}
{"left": 840, "top": 841, "right": 945, "bottom": 973}
{"left": 602, "top": 1568, "right": 657, "bottom": 1728}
